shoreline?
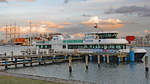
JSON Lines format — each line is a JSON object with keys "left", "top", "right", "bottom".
{"left": 0, "top": 71, "right": 96, "bottom": 84}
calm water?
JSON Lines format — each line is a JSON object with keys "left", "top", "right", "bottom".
{"left": 1, "top": 46, "right": 150, "bottom": 84}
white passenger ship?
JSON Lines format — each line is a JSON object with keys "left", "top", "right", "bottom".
{"left": 35, "top": 31, "right": 146, "bottom": 61}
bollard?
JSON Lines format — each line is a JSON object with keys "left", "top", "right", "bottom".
{"left": 30, "top": 58, "right": 33, "bottom": 67}
{"left": 11, "top": 51, "right": 13, "bottom": 61}
{"left": 97, "top": 55, "right": 100, "bottom": 67}
{"left": 129, "top": 47, "right": 135, "bottom": 62}
{"left": 52, "top": 55, "right": 55, "bottom": 63}
{"left": 107, "top": 55, "right": 110, "bottom": 63}
{"left": 43, "top": 57, "right": 46, "bottom": 64}
{"left": 15, "top": 58, "right": 17, "bottom": 68}
{"left": 145, "top": 56, "right": 149, "bottom": 72}
{"left": 23, "top": 58, "right": 26, "bottom": 67}
{"left": 38, "top": 56, "right": 42, "bottom": 65}
{"left": 5, "top": 59, "right": 8, "bottom": 69}
{"left": 85, "top": 55, "right": 89, "bottom": 70}
{"left": 69, "top": 55, "right": 72, "bottom": 73}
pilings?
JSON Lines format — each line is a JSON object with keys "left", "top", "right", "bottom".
{"left": 30, "top": 58, "right": 33, "bottom": 67}
{"left": 69, "top": 55, "right": 72, "bottom": 73}
{"left": 145, "top": 56, "right": 149, "bottom": 72}
{"left": 5, "top": 58, "right": 8, "bottom": 69}
{"left": 97, "top": 55, "right": 100, "bottom": 67}
{"left": 85, "top": 55, "right": 88, "bottom": 70}
{"left": 15, "top": 58, "right": 17, "bottom": 68}
{"left": 107, "top": 55, "right": 110, "bottom": 63}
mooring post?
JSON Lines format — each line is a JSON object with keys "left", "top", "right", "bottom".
{"left": 129, "top": 47, "right": 135, "bottom": 62}
{"left": 43, "top": 57, "right": 46, "bottom": 65}
{"left": 5, "top": 58, "right": 8, "bottom": 69}
{"left": 107, "top": 55, "right": 110, "bottom": 63}
{"left": 85, "top": 55, "right": 89, "bottom": 70}
{"left": 52, "top": 55, "right": 55, "bottom": 63}
{"left": 103, "top": 55, "right": 106, "bottom": 62}
{"left": 23, "top": 57, "right": 26, "bottom": 67}
{"left": 15, "top": 58, "right": 17, "bottom": 68}
{"left": 11, "top": 51, "right": 13, "bottom": 61}
{"left": 97, "top": 55, "right": 100, "bottom": 67}
{"left": 38, "top": 56, "right": 42, "bottom": 65}
{"left": 30, "top": 57, "right": 33, "bottom": 67}
{"left": 145, "top": 56, "right": 149, "bottom": 72}
{"left": 69, "top": 55, "right": 72, "bottom": 73}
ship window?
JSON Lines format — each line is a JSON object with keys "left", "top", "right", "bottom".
{"left": 104, "top": 45, "right": 107, "bottom": 49}
{"left": 116, "top": 45, "right": 121, "bottom": 49}
{"left": 47, "top": 45, "right": 51, "bottom": 48}
{"left": 63, "top": 45, "right": 66, "bottom": 49}
{"left": 45, "top": 45, "right": 47, "bottom": 48}
{"left": 84, "top": 45, "right": 88, "bottom": 49}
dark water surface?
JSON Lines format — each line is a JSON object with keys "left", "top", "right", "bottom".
{"left": 6, "top": 47, "right": 150, "bottom": 84}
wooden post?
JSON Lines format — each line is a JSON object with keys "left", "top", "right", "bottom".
{"left": 145, "top": 56, "right": 149, "bottom": 72}
{"left": 85, "top": 55, "right": 88, "bottom": 70}
{"left": 38, "top": 56, "right": 42, "bottom": 65}
{"left": 107, "top": 55, "right": 109, "bottom": 63}
{"left": 11, "top": 51, "right": 13, "bottom": 61}
{"left": 52, "top": 55, "right": 55, "bottom": 63}
{"left": 5, "top": 58, "right": 8, "bottom": 69}
{"left": 23, "top": 57, "right": 27, "bottom": 67}
{"left": 97, "top": 55, "right": 100, "bottom": 67}
{"left": 43, "top": 57, "right": 46, "bottom": 65}
{"left": 15, "top": 58, "right": 17, "bottom": 68}
{"left": 30, "top": 57, "right": 32, "bottom": 67}
{"left": 69, "top": 55, "right": 72, "bottom": 73}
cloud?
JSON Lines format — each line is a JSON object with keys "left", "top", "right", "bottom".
{"left": 40, "top": 21, "right": 64, "bottom": 29}
{"left": 0, "top": 25, "right": 55, "bottom": 34}
{"left": 61, "top": 22, "right": 72, "bottom": 25}
{"left": 0, "top": 0, "right": 7, "bottom": 3}
{"left": 72, "top": 33, "right": 84, "bottom": 38}
{"left": 24, "top": 20, "right": 65, "bottom": 29}
{"left": 82, "top": 16, "right": 124, "bottom": 30}
{"left": 105, "top": 5, "right": 150, "bottom": 17}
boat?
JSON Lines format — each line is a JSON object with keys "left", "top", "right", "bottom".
{"left": 34, "top": 31, "right": 147, "bottom": 61}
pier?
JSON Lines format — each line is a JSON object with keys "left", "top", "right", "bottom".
{"left": 0, "top": 50, "right": 139, "bottom": 71}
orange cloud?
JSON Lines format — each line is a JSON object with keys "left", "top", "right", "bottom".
{"left": 40, "top": 21, "right": 64, "bottom": 29}
{"left": 72, "top": 33, "right": 84, "bottom": 38}
{"left": 82, "top": 16, "right": 124, "bottom": 30}
{"left": 0, "top": 25, "right": 55, "bottom": 34}
{"left": 62, "top": 22, "right": 72, "bottom": 25}
{"left": 25, "top": 20, "right": 65, "bottom": 29}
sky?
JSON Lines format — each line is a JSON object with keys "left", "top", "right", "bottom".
{"left": 0, "top": 0, "right": 150, "bottom": 39}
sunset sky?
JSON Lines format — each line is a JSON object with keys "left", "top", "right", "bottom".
{"left": 0, "top": 0, "right": 150, "bottom": 38}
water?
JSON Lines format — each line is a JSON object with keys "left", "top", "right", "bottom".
{"left": 1, "top": 46, "right": 150, "bottom": 84}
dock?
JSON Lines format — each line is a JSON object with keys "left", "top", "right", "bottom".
{"left": 0, "top": 50, "right": 132, "bottom": 71}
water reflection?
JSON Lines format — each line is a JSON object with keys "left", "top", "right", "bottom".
{"left": 130, "top": 62, "right": 135, "bottom": 69}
